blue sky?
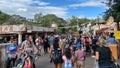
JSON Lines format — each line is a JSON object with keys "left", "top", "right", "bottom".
{"left": 0, "top": 0, "right": 107, "bottom": 19}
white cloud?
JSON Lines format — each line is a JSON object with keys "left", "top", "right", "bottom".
{"left": 77, "top": 15, "right": 85, "bottom": 18}
{"left": 77, "top": 15, "right": 96, "bottom": 19}
{"left": 37, "top": 6, "right": 67, "bottom": 18}
{"left": 0, "top": 0, "right": 67, "bottom": 19}
{"left": 32, "top": 0, "right": 49, "bottom": 6}
{"left": 86, "top": 16, "right": 97, "bottom": 19}
{"left": 17, "top": 8, "right": 27, "bottom": 12}
{"left": 69, "top": 0, "right": 106, "bottom": 7}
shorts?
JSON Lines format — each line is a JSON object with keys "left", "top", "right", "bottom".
{"left": 36, "top": 45, "right": 43, "bottom": 50}
{"left": 38, "top": 45, "right": 43, "bottom": 50}
{"left": 76, "top": 61, "right": 85, "bottom": 68}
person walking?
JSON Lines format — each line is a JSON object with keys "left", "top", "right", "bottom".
{"left": 62, "top": 48, "right": 74, "bottom": 68}
{"left": 95, "top": 38, "right": 115, "bottom": 68}
{"left": 83, "top": 37, "right": 90, "bottom": 55}
{"left": 74, "top": 41, "right": 85, "bottom": 68}
{"left": 49, "top": 36, "right": 63, "bottom": 68}
{"left": 6, "top": 38, "right": 19, "bottom": 68}
{"left": 35, "top": 36, "right": 43, "bottom": 56}
{"left": 44, "top": 37, "right": 50, "bottom": 54}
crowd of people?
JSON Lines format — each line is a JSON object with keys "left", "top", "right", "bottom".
{"left": 5, "top": 33, "right": 119, "bottom": 68}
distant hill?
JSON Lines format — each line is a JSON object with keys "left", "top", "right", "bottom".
{"left": 0, "top": 10, "right": 30, "bottom": 25}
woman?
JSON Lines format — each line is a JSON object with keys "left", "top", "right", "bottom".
{"left": 62, "top": 48, "right": 74, "bottom": 68}
{"left": 49, "top": 36, "right": 63, "bottom": 68}
{"left": 6, "top": 38, "right": 18, "bottom": 68}
{"left": 95, "top": 38, "right": 115, "bottom": 68}
{"left": 23, "top": 40, "right": 38, "bottom": 68}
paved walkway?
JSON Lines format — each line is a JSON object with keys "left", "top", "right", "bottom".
{"left": 35, "top": 54, "right": 95, "bottom": 68}
{"left": 34, "top": 47, "right": 120, "bottom": 68}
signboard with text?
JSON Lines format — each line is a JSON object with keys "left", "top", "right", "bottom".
{"left": 0, "top": 25, "right": 13, "bottom": 34}
{"left": 114, "top": 31, "right": 120, "bottom": 39}
{"left": 0, "top": 24, "right": 26, "bottom": 34}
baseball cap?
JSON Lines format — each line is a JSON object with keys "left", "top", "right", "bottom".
{"left": 76, "top": 43, "right": 82, "bottom": 48}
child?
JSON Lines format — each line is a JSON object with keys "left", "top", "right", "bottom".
{"left": 23, "top": 57, "right": 32, "bottom": 68}
{"left": 62, "top": 48, "right": 74, "bottom": 68}
{"left": 75, "top": 43, "right": 85, "bottom": 68}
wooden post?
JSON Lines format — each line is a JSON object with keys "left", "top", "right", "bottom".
{"left": 18, "top": 32, "right": 22, "bottom": 45}
{"left": 0, "top": 44, "right": 7, "bottom": 68}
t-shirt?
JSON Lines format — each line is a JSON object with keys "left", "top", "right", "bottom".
{"left": 92, "top": 38, "right": 97, "bottom": 44}
{"left": 83, "top": 39, "right": 89, "bottom": 46}
{"left": 49, "top": 37, "right": 54, "bottom": 45}
{"left": 6, "top": 44, "right": 18, "bottom": 54}
{"left": 96, "top": 47, "right": 112, "bottom": 66}
{"left": 108, "top": 37, "right": 116, "bottom": 44}
{"left": 6, "top": 44, "right": 18, "bottom": 58}
{"left": 75, "top": 50, "right": 85, "bottom": 61}
{"left": 21, "top": 40, "right": 27, "bottom": 48}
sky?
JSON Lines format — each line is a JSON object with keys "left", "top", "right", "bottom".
{"left": 0, "top": 0, "right": 108, "bottom": 19}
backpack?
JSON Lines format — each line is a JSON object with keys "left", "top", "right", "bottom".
{"left": 64, "top": 60, "right": 72, "bottom": 68}
{"left": 51, "top": 48, "right": 63, "bottom": 64}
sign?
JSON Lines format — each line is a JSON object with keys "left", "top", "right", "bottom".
{"left": 114, "top": 31, "right": 120, "bottom": 39}
{"left": 0, "top": 25, "right": 13, "bottom": 34}
{"left": 0, "top": 24, "right": 26, "bottom": 34}
{"left": 13, "top": 24, "right": 26, "bottom": 31}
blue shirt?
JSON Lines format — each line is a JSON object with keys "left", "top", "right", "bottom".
{"left": 108, "top": 37, "right": 116, "bottom": 44}
{"left": 6, "top": 44, "right": 18, "bottom": 54}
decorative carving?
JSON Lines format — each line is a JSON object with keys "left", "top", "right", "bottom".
{"left": 106, "top": 16, "right": 114, "bottom": 26}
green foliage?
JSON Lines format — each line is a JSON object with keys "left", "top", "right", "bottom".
{"left": 66, "top": 16, "right": 93, "bottom": 33}
{"left": 0, "top": 12, "right": 10, "bottom": 24}
{"left": 54, "top": 28, "right": 62, "bottom": 34}
{"left": 34, "top": 13, "right": 66, "bottom": 27}
{"left": 103, "top": 0, "right": 120, "bottom": 22}
{"left": 0, "top": 11, "right": 27, "bottom": 25}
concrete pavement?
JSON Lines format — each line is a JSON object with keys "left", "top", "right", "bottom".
{"left": 35, "top": 54, "right": 95, "bottom": 68}
{"left": 35, "top": 48, "right": 120, "bottom": 68}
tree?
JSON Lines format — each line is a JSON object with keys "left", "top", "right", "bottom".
{"left": 66, "top": 16, "right": 91, "bottom": 33}
{"left": 103, "top": 0, "right": 120, "bottom": 22}
{"left": 7, "top": 15, "right": 27, "bottom": 25}
{"left": 34, "top": 13, "right": 66, "bottom": 27}
{"left": 34, "top": 13, "right": 43, "bottom": 23}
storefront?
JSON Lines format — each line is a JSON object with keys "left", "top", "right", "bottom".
{"left": 0, "top": 24, "right": 54, "bottom": 44}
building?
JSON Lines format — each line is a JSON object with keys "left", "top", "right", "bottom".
{"left": 0, "top": 24, "right": 54, "bottom": 44}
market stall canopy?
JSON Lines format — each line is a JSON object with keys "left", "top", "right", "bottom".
{"left": 32, "top": 26, "right": 54, "bottom": 32}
